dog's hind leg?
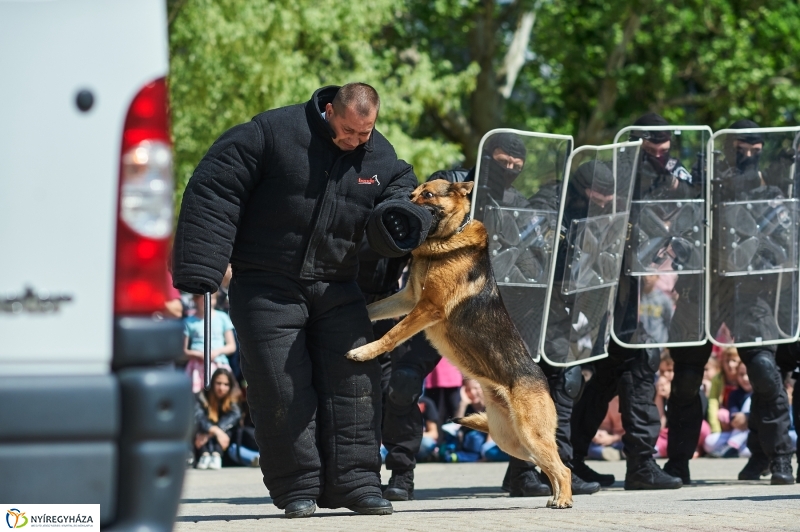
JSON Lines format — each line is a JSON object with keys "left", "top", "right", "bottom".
{"left": 508, "top": 385, "right": 573, "bottom": 509}
{"left": 346, "top": 301, "right": 442, "bottom": 362}
{"left": 366, "top": 288, "right": 416, "bottom": 321}
{"left": 452, "top": 412, "right": 489, "bottom": 434}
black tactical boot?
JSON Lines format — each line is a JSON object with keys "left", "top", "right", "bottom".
{"left": 346, "top": 497, "right": 393, "bottom": 515}
{"left": 770, "top": 455, "right": 795, "bottom": 485}
{"left": 284, "top": 500, "right": 316, "bottom": 519}
{"left": 572, "top": 459, "right": 615, "bottom": 487}
{"left": 663, "top": 458, "right": 691, "bottom": 485}
{"left": 738, "top": 454, "right": 770, "bottom": 480}
{"left": 624, "top": 458, "right": 683, "bottom": 490}
{"left": 536, "top": 468, "right": 601, "bottom": 495}
{"left": 505, "top": 468, "right": 552, "bottom": 497}
{"left": 383, "top": 470, "right": 414, "bottom": 501}
{"left": 570, "top": 472, "right": 601, "bottom": 494}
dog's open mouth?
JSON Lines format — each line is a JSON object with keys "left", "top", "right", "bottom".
{"left": 424, "top": 204, "right": 444, "bottom": 234}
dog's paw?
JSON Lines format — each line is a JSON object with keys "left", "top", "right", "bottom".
{"left": 346, "top": 345, "right": 378, "bottom": 362}
{"left": 546, "top": 497, "right": 573, "bottom": 509}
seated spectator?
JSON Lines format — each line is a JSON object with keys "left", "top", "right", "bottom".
{"left": 194, "top": 368, "right": 241, "bottom": 470}
{"left": 639, "top": 275, "right": 673, "bottom": 344}
{"left": 703, "top": 361, "right": 752, "bottom": 458}
{"left": 227, "top": 385, "right": 260, "bottom": 467}
{"left": 708, "top": 348, "right": 742, "bottom": 434}
{"left": 704, "top": 355, "right": 724, "bottom": 433}
{"left": 183, "top": 292, "right": 236, "bottom": 393}
{"left": 655, "top": 362, "right": 710, "bottom": 459}
{"left": 440, "top": 379, "right": 509, "bottom": 463}
{"left": 588, "top": 395, "right": 624, "bottom": 461}
{"left": 425, "top": 356, "right": 463, "bottom": 428}
{"left": 658, "top": 350, "right": 674, "bottom": 382}
{"left": 417, "top": 395, "right": 440, "bottom": 462}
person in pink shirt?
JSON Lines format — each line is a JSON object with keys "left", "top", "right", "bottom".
{"left": 425, "top": 357, "right": 463, "bottom": 427}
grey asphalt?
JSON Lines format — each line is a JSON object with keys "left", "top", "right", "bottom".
{"left": 175, "top": 457, "right": 800, "bottom": 531}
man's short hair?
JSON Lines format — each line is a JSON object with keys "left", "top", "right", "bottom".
{"left": 332, "top": 83, "right": 380, "bottom": 118}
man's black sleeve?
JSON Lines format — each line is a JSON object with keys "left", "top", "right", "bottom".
{"left": 366, "top": 158, "right": 432, "bottom": 257}
{"left": 172, "top": 120, "right": 268, "bottom": 294}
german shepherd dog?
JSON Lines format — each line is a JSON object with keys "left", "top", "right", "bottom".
{"left": 347, "top": 179, "right": 573, "bottom": 508}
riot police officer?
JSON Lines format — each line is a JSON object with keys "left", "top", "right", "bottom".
{"left": 708, "top": 120, "right": 795, "bottom": 484}
{"left": 570, "top": 113, "right": 685, "bottom": 490}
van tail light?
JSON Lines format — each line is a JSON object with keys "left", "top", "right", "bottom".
{"left": 114, "top": 78, "right": 174, "bottom": 315}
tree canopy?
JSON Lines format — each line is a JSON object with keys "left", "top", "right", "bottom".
{"left": 168, "top": 0, "right": 800, "bottom": 194}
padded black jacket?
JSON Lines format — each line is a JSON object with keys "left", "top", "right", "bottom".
{"left": 173, "top": 86, "right": 431, "bottom": 294}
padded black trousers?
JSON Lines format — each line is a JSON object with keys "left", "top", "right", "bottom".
{"left": 229, "top": 271, "right": 382, "bottom": 509}
{"left": 572, "top": 340, "right": 660, "bottom": 461}
{"left": 666, "top": 342, "right": 712, "bottom": 461}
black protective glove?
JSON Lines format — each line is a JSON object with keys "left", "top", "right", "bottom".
{"left": 383, "top": 211, "right": 410, "bottom": 241}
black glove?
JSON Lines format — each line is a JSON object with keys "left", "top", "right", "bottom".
{"left": 383, "top": 211, "right": 410, "bottom": 241}
{"left": 173, "top": 278, "right": 218, "bottom": 296}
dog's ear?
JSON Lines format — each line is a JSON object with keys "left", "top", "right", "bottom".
{"left": 451, "top": 181, "right": 474, "bottom": 196}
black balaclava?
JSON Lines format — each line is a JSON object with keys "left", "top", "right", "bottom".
{"left": 484, "top": 133, "right": 528, "bottom": 188}
{"left": 570, "top": 159, "right": 616, "bottom": 215}
{"left": 630, "top": 112, "right": 671, "bottom": 171}
{"left": 729, "top": 119, "right": 763, "bottom": 173}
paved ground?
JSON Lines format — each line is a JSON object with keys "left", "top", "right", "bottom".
{"left": 175, "top": 457, "right": 800, "bottom": 531}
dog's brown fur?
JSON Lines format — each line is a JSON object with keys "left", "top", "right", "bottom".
{"left": 347, "top": 179, "right": 573, "bottom": 508}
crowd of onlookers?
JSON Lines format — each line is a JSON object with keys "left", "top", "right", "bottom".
{"left": 165, "top": 264, "right": 796, "bottom": 472}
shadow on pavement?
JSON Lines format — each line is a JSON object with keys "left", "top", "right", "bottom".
{"left": 694, "top": 494, "right": 800, "bottom": 502}
{"left": 181, "top": 496, "right": 272, "bottom": 505}
{"left": 414, "top": 486, "right": 506, "bottom": 499}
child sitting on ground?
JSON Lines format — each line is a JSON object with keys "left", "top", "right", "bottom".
{"left": 440, "top": 378, "right": 509, "bottom": 462}
{"left": 703, "top": 361, "right": 752, "bottom": 458}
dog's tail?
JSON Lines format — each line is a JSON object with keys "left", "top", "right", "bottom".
{"left": 452, "top": 412, "right": 490, "bottom": 434}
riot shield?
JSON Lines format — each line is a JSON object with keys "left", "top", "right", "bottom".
{"left": 611, "top": 126, "right": 711, "bottom": 348}
{"left": 707, "top": 127, "right": 800, "bottom": 348}
{"left": 471, "top": 129, "right": 573, "bottom": 363}
{"left": 539, "top": 140, "right": 642, "bottom": 367}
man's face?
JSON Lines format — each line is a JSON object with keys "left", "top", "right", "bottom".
{"left": 642, "top": 139, "right": 671, "bottom": 159}
{"left": 492, "top": 148, "right": 524, "bottom": 172}
{"left": 585, "top": 188, "right": 615, "bottom": 208}
{"left": 734, "top": 140, "right": 763, "bottom": 159}
{"left": 325, "top": 103, "right": 376, "bottom": 151}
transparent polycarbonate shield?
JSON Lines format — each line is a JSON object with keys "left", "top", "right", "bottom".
{"left": 707, "top": 127, "right": 800, "bottom": 348}
{"left": 471, "top": 128, "right": 573, "bottom": 363}
{"left": 539, "top": 140, "right": 642, "bottom": 367}
{"left": 611, "top": 126, "right": 712, "bottom": 348}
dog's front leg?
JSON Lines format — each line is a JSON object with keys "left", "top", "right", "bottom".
{"left": 365, "top": 288, "right": 416, "bottom": 321}
{"left": 346, "top": 302, "right": 442, "bottom": 362}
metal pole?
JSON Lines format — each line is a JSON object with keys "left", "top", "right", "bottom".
{"left": 204, "top": 291, "right": 212, "bottom": 391}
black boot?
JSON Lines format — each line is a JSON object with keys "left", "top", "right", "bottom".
{"left": 738, "top": 454, "right": 770, "bottom": 480}
{"left": 506, "top": 468, "right": 552, "bottom": 497}
{"left": 284, "top": 500, "right": 316, "bottom": 519}
{"left": 770, "top": 455, "right": 795, "bottom": 485}
{"left": 383, "top": 470, "right": 414, "bottom": 501}
{"left": 572, "top": 459, "right": 615, "bottom": 487}
{"left": 570, "top": 472, "right": 601, "bottom": 494}
{"left": 624, "top": 458, "right": 683, "bottom": 490}
{"left": 346, "top": 497, "right": 393, "bottom": 515}
{"left": 663, "top": 458, "right": 691, "bottom": 485}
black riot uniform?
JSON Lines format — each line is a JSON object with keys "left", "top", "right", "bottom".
{"left": 708, "top": 120, "right": 795, "bottom": 484}
{"left": 775, "top": 341, "right": 800, "bottom": 482}
{"left": 172, "top": 86, "right": 433, "bottom": 516}
{"left": 570, "top": 113, "right": 684, "bottom": 490}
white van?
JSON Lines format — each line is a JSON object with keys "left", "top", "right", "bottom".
{"left": 0, "top": 1, "right": 190, "bottom": 529}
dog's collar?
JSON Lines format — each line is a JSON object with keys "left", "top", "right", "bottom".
{"left": 455, "top": 215, "right": 472, "bottom": 234}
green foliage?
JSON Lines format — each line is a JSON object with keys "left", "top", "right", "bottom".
{"left": 168, "top": 0, "right": 466, "bottom": 201}
{"left": 169, "top": 0, "right": 800, "bottom": 200}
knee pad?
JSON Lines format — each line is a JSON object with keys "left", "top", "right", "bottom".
{"left": 745, "top": 353, "right": 781, "bottom": 397}
{"left": 670, "top": 366, "right": 703, "bottom": 405}
{"left": 562, "top": 365, "right": 585, "bottom": 401}
{"left": 387, "top": 367, "right": 423, "bottom": 408}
